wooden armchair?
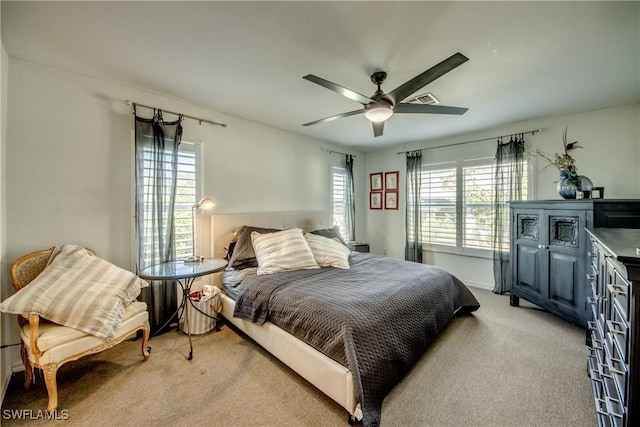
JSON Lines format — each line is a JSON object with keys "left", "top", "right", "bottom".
{"left": 9, "top": 247, "right": 150, "bottom": 412}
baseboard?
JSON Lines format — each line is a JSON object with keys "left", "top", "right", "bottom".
{"left": 463, "top": 280, "right": 493, "bottom": 291}
{"left": 12, "top": 360, "right": 24, "bottom": 373}
{"left": 1, "top": 370, "right": 8, "bottom": 407}
{"left": 1, "top": 361, "right": 25, "bottom": 408}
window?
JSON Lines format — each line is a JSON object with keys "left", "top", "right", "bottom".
{"left": 140, "top": 142, "right": 198, "bottom": 265}
{"left": 413, "top": 157, "right": 527, "bottom": 255}
{"left": 421, "top": 164, "right": 457, "bottom": 246}
{"left": 463, "top": 161, "right": 496, "bottom": 250}
{"left": 331, "top": 166, "right": 348, "bottom": 240}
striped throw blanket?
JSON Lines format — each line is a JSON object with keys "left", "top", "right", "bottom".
{"left": 1, "top": 245, "right": 147, "bottom": 339}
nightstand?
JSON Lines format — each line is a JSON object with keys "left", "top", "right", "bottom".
{"left": 348, "top": 242, "right": 370, "bottom": 253}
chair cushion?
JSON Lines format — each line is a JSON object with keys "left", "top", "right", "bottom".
{"left": 21, "top": 302, "right": 147, "bottom": 353}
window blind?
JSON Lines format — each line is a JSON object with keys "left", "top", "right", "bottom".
{"left": 141, "top": 143, "right": 196, "bottom": 265}
{"left": 422, "top": 165, "right": 457, "bottom": 247}
{"left": 408, "top": 158, "right": 528, "bottom": 254}
{"left": 332, "top": 167, "right": 348, "bottom": 240}
{"left": 462, "top": 162, "right": 494, "bottom": 250}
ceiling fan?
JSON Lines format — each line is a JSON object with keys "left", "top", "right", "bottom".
{"left": 302, "top": 52, "right": 469, "bottom": 137}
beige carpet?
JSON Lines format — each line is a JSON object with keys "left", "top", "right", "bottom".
{"left": 1, "top": 288, "right": 595, "bottom": 426}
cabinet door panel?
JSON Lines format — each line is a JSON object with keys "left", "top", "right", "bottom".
{"left": 516, "top": 214, "right": 540, "bottom": 241}
{"left": 515, "top": 245, "right": 543, "bottom": 295}
{"left": 549, "top": 251, "right": 580, "bottom": 305}
{"left": 549, "top": 216, "right": 580, "bottom": 248}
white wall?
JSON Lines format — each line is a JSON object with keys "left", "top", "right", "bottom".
{"left": 0, "top": 39, "right": 10, "bottom": 399}
{"left": 1, "top": 54, "right": 638, "bottom": 384}
{"left": 3, "top": 58, "right": 365, "bottom": 262}
{"left": 0, "top": 58, "right": 364, "bottom": 375}
{"left": 365, "top": 103, "right": 640, "bottom": 289}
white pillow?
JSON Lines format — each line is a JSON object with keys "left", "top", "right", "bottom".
{"left": 305, "top": 233, "right": 351, "bottom": 269}
{"left": 251, "top": 228, "right": 320, "bottom": 275}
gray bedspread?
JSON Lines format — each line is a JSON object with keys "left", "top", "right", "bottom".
{"left": 231, "top": 252, "right": 480, "bottom": 427}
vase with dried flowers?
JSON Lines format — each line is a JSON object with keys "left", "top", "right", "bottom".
{"left": 534, "top": 127, "right": 593, "bottom": 199}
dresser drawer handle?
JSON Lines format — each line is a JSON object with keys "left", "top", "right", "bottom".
{"left": 605, "top": 396, "right": 624, "bottom": 419}
{"left": 600, "top": 362, "right": 615, "bottom": 378}
{"left": 607, "top": 320, "right": 626, "bottom": 336}
{"left": 586, "top": 273, "right": 596, "bottom": 282}
{"left": 588, "top": 347, "right": 602, "bottom": 365}
{"left": 588, "top": 251, "right": 597, "bottom": 257}
{"left": 588, "top": 295, "right": 607, "bottom": 303}
{"left": 600, "top": 371, "right": 613, "bottom": 380}
{"left": 595, "top": 398, "right": 609, "bottom": 416}
{"left": 608, "top": 363, "right": 626, "bottom": 377}
{"left": 607, "top": 284, "right": 627, "bottom": 296}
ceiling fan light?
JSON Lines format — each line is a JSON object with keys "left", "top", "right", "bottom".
{"left": 365, "top": 106, "right": 393, "bottom": 122}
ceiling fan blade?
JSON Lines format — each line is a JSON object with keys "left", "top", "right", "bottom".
{"left": 394, "top": 103, "right": 468, "bottom": 115}
{"left": 303, "top": 74, "right": 372, "bottom": 105}
{"left": 302, "top": 109, "right": 365, "bottom": 126}
{"left": 372, "top": 121, "right": 384, "bottom": 137}
{"left": 388, "top": 52, "right": 469, "bottom": 104}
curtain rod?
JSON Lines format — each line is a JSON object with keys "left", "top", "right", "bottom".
{"left": 321, "top": 148, "right": 357, "bottom": 158}
{"left": 125, "top": 100, "right": 227, "bottom": 128}
{"left": 396, "top": 129, "right": 541, "bottom": 155}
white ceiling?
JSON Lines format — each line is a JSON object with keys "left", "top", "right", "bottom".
{"left": 2, "top": 1, "right": 639, "bottom": 151}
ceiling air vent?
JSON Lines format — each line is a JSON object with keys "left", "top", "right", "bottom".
{"left": 405, "top": 92, "right": 440, "bottom": 105}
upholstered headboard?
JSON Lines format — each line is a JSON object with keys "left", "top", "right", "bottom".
{"left": 208, "top": 211, "right": 330, "bottom": 259}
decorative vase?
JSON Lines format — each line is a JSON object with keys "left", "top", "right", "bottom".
{"left": 557, "top": 171, "right": 594, "bottom": 199}
{"left": 557, "top": 170, "right": 580, "bottom": 199}
{"left": 577, "top": 175, "right": 594, "bottom": 191}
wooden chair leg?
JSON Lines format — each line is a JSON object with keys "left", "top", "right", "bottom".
{"left": 141, "top": 322, "right": 150, "bottom": 361}
{"left": 43, "top": 363, "right": 59, "bottom": 413}
{"left": 20, "top": 343, "right": 33, "bottom": 390}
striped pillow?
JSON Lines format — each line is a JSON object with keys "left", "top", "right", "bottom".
{"left": 227, "top": 226, "right": 280, "bottom": 269}
{"left": 305, "top": 233, "right": 351, "bottom": 269}
{"left": 0, "top": 245, "right": 147, "bottom": 339}
{"left": 251, "top": 228, "right": 319, "bottom": 275}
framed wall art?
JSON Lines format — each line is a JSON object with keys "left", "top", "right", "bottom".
{"left": 370, "top": 191, "right": 383, "bottom": 210}
{"left": 385, "top": 191, "right": 398, "bottom": 210}
{"left": 385, "top": 171, "right": 399, "bottom": 191}
{"left": 591, "top": 187, "right": 605, "bottom": 199}
{"left": 370, "top": 172, "right": 383, "bottom": 191}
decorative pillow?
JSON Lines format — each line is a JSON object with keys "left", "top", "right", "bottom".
{"left": 305, "top": 233, "right": 351, "bottom": 269}
{"left": 0, "top": 245, "right": 148, "bottom": 340}
{"left": 224, "top": 241, "right": 236, "bottom": 261}
{"left": 310, "top": 225, "right": 349, "bottom": 247}
{"left": 227, "top": 226, "right": 281, "bottom": 269}
{"left": 251, "top": 228, "right": 320, "bottom": 275}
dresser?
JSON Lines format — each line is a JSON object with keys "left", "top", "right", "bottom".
{"left": 509, "top": 200, "right": 640, "bottom": 327}
{"left": 586, "top": 228, "right": 640, "bottom": 426}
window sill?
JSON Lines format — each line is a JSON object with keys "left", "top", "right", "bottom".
{"left": 421, "top": 244, "right": 494, "bottom": 260}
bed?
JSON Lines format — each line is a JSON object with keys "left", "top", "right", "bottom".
{"left": 208, "top": 212, "right": 480, "bottom": 427}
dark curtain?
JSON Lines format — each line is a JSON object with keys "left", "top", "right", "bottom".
{"left": 405, "top": 150, "right": 423, "bottom": 262}
{"left": 492, "top": 135, "right": 525, "bottom": 294}
{"left": 135, "top": 110, "right": 183, "bottom": 334}
{"left": 344, "top": 154, "right": 356, "bottom": 241}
